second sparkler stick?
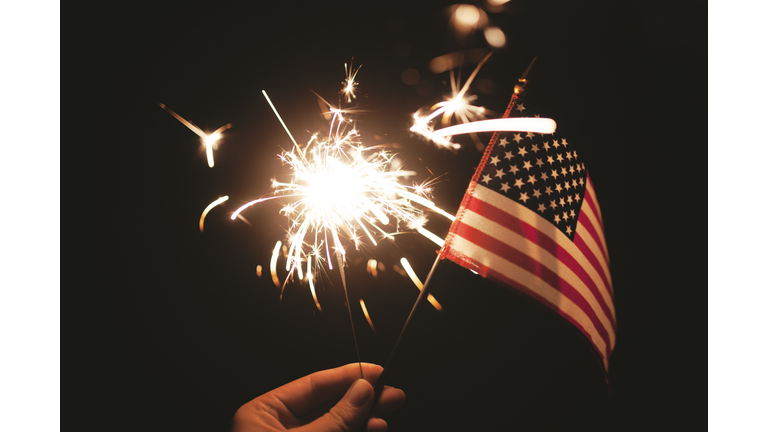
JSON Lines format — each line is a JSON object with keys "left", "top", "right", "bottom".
{"left": 372, "top": 254, "right": 443, "bottom": 403}
{"left": 336, "top": 250, "right": 364, "bottom": 379}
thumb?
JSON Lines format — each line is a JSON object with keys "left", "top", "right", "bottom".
{"left": 301, "top": 379, "right": 374, "bottom": 432}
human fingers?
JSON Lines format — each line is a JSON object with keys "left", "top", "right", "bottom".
{"left": 294, "top": 378, "right": 375, "bottom": 432}
{"left": 269, "top": 363, "right": 382, "bottom": 418}
{"left": 365, "top": 417, "right": 389, "bottom": 432}
{"left": 373, "top": 386, "right": 406, "bottom": 415}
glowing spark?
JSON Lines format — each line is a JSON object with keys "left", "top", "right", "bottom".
{"left": 415, "top": 227, "right": 445, "bottom": 247}
{"left": 399, "top": 257, "right": 443, "bottom": 311}
{"left": 235, "top": 214, "right": 253, "bottom": 226}
{"left": 159, "top": 102, "right": 231, "bottom": 167}
{"left": 360, "top": 299, "right": 377, "bottom": 334}
{"left": 367, "top": 259, "right": 378, "bottom": 277}
{"left": 432, "top": 117, "right": 557, "bottom": 137}
{"left": 270, "top": 241, "right": 282, "bottom": 288}
{"left": 307, "top": 255, "right": 322, "bottom": 312}
{"left": 199, "top": 196, "right": 229, "bottom": 233}
{"left": 256, "top": 265, "right": 263, "bottom": 277}
{"left": 398, "top": 190, "right": 455, "bottom": 222}
{"left": 341, "top": 60, "right": 362, "bottom": 103}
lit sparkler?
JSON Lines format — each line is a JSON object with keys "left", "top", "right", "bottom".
{"left": 410, "top": 53, "right": 492, "bottom": 151}
{"left": 203, "top": 68, "right": 456, "bottom": 377}
{"left": 232, "top": 95, "right": 450, "bottom": 284}
{"left": 159, "top": 103, "right": 231, "bottom": 167}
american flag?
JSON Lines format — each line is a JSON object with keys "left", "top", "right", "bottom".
{"left": 439, "top": 93, "right": 615, "bottom": 371}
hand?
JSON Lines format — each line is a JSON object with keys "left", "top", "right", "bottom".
{"left": 232, "top": 363, "right": 406, "bottom": 432}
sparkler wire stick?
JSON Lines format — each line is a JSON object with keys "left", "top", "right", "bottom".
{"left": 336, "top": 251, "right": 364, "bottom": 379}
{"left": 372, "top": 254, "right": 443, "bottom": 404}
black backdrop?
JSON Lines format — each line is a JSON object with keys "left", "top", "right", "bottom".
{"left": 80, "top": 1, "right": 706, "bottom": 430}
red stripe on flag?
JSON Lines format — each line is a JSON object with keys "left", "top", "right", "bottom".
{"left": 575, "top": 206, "right": 609, "bottom": 269}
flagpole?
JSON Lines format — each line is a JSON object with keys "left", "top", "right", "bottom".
{"left": 372, "top": 254, "right": 443, "bottom": 403}
{"left": 372, "top": 56, "right": 541, "bottom": 405}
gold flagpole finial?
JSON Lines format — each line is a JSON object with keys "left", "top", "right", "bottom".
{"left": 514, "top": 56, "right": 537, "bottom": 95}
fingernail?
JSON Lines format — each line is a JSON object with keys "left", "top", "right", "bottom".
{"left": 348, "top": 379, "right": 372, "bottom": 407}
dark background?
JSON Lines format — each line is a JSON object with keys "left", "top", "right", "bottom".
{"left": 81, "top": 1, "right": 705, "bottom": 430}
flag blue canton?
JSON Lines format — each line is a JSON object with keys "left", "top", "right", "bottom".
{"left": 478, "top": 100, "right": 586, "bottom": 240}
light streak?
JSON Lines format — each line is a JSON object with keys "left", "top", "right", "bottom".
{"left": 432, "top": 117, "right": 557, "bottom": 137}
{"left": 399, "top": 257, "right": 443, "bottom": 311}
{"left": 159, "top": 102, "right": 231, "bottom": 167}
{"left": 262, "top": 90, "right": 299, "bottom": 149}
{"left": 199, "top": 196, "right": 229, "bottom": 233}
{"left": 360, "top": 299, "right": 377, "bottom": 334}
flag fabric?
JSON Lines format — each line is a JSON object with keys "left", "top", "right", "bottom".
{"left": 439, "top": 92, "right": 615, "bottom": 371}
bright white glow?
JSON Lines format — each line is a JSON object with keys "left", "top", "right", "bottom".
{"left": 234, "top": 82, "right": 454, "bottom": 285}
{"left": 432, "top": 117, "right": 557, "bottom": 137}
